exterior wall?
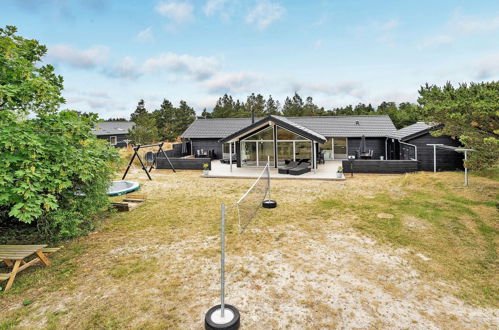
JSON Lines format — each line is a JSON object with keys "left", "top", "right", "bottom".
{"left": 406, "top": 134, "right": 463, "bottom": 171}
{"left": 190, "top": 138, "right": 223, "bottom": 159}
{"left": 342, "top": 160, "right": 419, "bottom": 173}
{"left": 97, "top": 134, "right": 129, "bottom": 148}
{"left": 157, "top": 157, "right": 211, "bottom": 170}
{"left": 347, "top": 137, "right": 386, "bottom": 160}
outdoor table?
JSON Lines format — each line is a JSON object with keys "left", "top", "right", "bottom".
{"left": 0, "top": 245, "right": 49, "bottom": 292}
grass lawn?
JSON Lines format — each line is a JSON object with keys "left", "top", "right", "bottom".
{"left": 0, "top": 169, "right": 498, "bottom": 329}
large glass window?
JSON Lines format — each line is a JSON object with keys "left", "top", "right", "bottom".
{"left": 333, "top": 138, "right": 347, "bottom": 159}
{"left": 246, "top": 126, "right": 273, "bottom": 140}
{"left": 258, "top": 141, "right": 274, "bottom": 166}
{"left": 241, "top": 142, "right": 257, "bottom": 166}
{"left": 295, "top": 141, "right": 312, "bottom": 161}
{"left": 277, "top": 127, "right": 306, "bottom": 140}
{"left": 277, "top": 142, "right": 293, "bottom": 165}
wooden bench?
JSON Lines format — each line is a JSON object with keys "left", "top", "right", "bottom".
{"left": 0, "top": 245, "right": 61, "bottom": 291}
{"left": 42, "top": 247, "right": 62, "bottom": 254}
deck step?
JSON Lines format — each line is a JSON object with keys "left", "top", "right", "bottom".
{"left": 0, "top": 273, "right": 10, "bottom": 281}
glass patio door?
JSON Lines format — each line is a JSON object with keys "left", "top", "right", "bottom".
{"left": 322, "top": 138, "right": 334, "bottom": 160}
{"left": 333, "top": 137, "right": 348, "bottom": 159}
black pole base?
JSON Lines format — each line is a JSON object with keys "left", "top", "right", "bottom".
{"left": 205, "top": 304, "right": 240, "bottom": 330}
{"left": 262, "top": 200, "right": 277, "bottom": 208}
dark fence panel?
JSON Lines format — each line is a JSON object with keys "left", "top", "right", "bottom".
{"left": 342, "top": 160, "right": 419, "bottom": 174}
{"left": 157, "top": 157, "right": 211, "bottom": 170}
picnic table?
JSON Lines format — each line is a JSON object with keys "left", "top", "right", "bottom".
{"left": 0, "top": 245, "right": 51, "bottom": 292}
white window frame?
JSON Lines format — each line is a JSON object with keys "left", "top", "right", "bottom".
{"left": 109, "top": 136, "right": 117, "bottom": 145}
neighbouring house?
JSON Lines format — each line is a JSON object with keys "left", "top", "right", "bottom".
{"left": 180, "top": 115, "right": 464, "bottom": 173}
{"left": 92, "top": 121, "right": 135, "bottom": 148}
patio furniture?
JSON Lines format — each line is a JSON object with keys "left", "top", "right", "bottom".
{"left": 0, "top": 245, "right": 60, "bottom": 292}
{"left": 360, "top": 150, "right": 374, "bottom": 159}
{"left": 318, "top": 151, "right": 325, "bottom": 164}
{"left": 278, "top": 160, "right": 299, "bottom": 174}
{"left": 289, "top": 161, "right": 311, "bottom": 176}
{"left": 220, "top": 155, "right": 237, "bottom": 164}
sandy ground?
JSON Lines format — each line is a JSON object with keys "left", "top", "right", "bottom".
{"left": 1, "top": 169, "right": 498, "bottom": 329}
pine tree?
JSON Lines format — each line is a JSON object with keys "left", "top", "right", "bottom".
{"left": 130, "top": 99, "right": 147, "bottom": 122}
{"left": 265, "top": 95, "right": 281, "bottom": 115}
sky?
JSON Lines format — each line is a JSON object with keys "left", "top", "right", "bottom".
{"left": 2, "top": 0, "right": 499, "bottom": 119}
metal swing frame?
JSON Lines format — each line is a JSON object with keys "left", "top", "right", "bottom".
{"left": 122, "top": 142, "right": 176, "bottom": 180}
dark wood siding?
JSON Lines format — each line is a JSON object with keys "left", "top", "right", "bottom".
{"left": 342, "top": 160, "right": 419, "bottom": 173}
{"left": 157, "top": 157, "right": 211, "bottom": 170}
{"left": 347, "top": 137, "right": 386, "bottom": 159}
{"left": 191, "top": 138, "right": 223, "bottom": 159}
{"left": 406, "top": 134, "right": 463, "bottom": 171}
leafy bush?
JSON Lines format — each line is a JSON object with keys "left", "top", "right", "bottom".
{"left": 0, "top": 111, "right": 119, "bottom": 239}
{"left": 0, "top": 25, "right": 119, "bottom": 239}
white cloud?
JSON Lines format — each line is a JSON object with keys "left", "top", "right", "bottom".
{"left": 155, "top": 1, "right": 194, "bottom": 23}
{"left": 314, "top": 39, "right": 323, "bottom": 49}
{"left": 203, "top": 0, "right": 229, "bottom": 16}
{"left": 104, "top": 56, "right": 141, "bottom": 79}
{"left": 246, "top": 0, "right": 285, "bottom": 30}
{"left": 48, "top": 44, "right": 109, "bottom": 68}
{"left": 419, "top": 34, "right": 454, "bottom": 48}
{"left": 475, "top": 53, "right": 499, "bottom": 79}
{"left": 356, "top": 18, "right": 400, "bottom": 46}
{"left": 291, "top": 81, "right": 365, "bottom": 99}
{"left": 421, "top": 13, "right": 499, "bottom": 48}
{"left": 135, "top": 27, "right": 154, "bottom": 42}
{"left": 380, "top": 19, "right": 399, "bottom": 31}
{"left": 142, "top": 52, "right": 220, "bottom": 80}
{"left": 201, "top": 71, "right": 264, "bottom": 93}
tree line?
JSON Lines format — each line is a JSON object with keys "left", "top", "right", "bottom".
{"left": 127, "top": 99, "right": 196, "bottom": 144}
{"left": 200, "top": 92, "right": 422, "bottom": 129}
{"left": 126, "top": 92, "right": 424, "bottom": 144}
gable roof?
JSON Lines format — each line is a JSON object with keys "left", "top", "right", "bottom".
{"left": 181, "top": 118, "right": 255, "bottom": 139}
{"left": 392, "top": 122, "right": 440, "bottom": 141}
{"left": 219, "top": 115, "right": 327, "bottom": 143}
{"left": 182, "top": 115, "right": 397, "bottom": 140}
{"left": 289, "top": 115, "right": 396, "bottom": 137}
{"left": 92, "top": 121, "right": 135, "bottom": 136}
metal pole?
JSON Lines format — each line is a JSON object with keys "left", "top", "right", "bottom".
{"left": 433, "top": 145, "right": 437, "bottom": 173}
{"left": 220, "top": 203, "right": 225, "bottom": 317}
{"left": 267, "top": 156, "right": 271, "bottom": 201}
{"left": 464, "top": 151, "right": 468, "bottom": 186}
{"left": 229, "top": 142, "right": 233, "bottom": 173}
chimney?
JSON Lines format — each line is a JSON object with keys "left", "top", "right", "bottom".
{"left": 251, "top": 109, "right": 255, "bottom": 123}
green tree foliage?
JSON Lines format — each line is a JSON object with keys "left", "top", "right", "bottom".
{"left": 265, "top": 95, "right": 281, "bottom": 115}
{"left": 246, "top": 93, "right": 266, "bottom": 117}
{"left": 282, "top": 92, "right": 305, "bottom": 116}
{"left": 0, "top": 26, "right": 64, "bottom": 115}
{"left": 152, "top": 99, "right": 196, "bottom": 141}
{"left": 0, "top": 26, "right": 119, "bottom": 239}
{"left": 129, "top": 100, "right": 159, "bottom": 144}
{"left": 130, "top": 99, "right": 147, "bottom": 122}
{"left": 201, "top": 108, "right": 212, "bottom": 119}
{"left": 418, "top": 81, "right": 499, "bottom": 169}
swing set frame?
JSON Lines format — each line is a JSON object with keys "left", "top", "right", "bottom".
{"left": 122, "top": 142, "right": 176, "bottom": 180}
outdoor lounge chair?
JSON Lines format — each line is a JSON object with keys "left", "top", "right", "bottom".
{"left": 288, "top": 161, "right": 311, "bottom": 175}
{"left": 278, "top": 161, "right": 299, "bottom": 174}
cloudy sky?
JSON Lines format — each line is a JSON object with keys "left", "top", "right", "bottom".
{"left": 2, "top": 0, "right": 499, "bottom": 118}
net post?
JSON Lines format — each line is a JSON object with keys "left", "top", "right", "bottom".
{"left": 221, "top": 203, "right": 225, "bottom": 317}
{"left": 267, "top": 156, "right": 271, "bottom": 201}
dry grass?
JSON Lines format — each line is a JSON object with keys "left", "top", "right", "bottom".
{"left": 0, "top": 169, "right": 498, "bottom": 329}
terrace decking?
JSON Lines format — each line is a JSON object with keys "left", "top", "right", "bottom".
{"left": 204, "top": 160, "right": 345, "bottom": 180}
